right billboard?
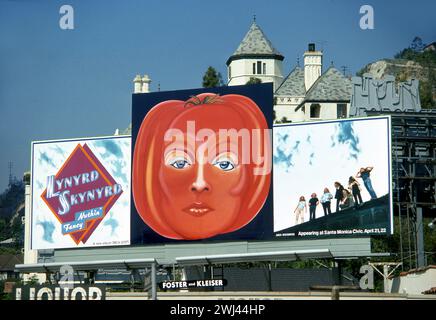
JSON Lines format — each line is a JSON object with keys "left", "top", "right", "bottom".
{"left": 273, "top": 116, "right": 393, "bottom": 239}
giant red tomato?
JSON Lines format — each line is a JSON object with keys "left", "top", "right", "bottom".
{"left": 132, "top": 93, "right": 271, "bottom": 240}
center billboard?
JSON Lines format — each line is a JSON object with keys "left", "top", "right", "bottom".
{"left": 131, "top": 84, "right": 274, "bottom": 244}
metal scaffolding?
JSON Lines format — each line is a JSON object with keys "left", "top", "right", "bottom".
{"left": 368, "top": 110, "right": 436, "bottom": 269}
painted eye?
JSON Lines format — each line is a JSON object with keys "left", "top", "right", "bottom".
{"left": 214, "top": 160, "right": 235, "bottom": 171}
{"left": 170, "top": 159, "right": 190, "bottom": 169}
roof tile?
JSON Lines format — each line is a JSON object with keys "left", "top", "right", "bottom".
{"left": 232, "top": 22, "right": 283, "bottom": 57}
{"left": 304, "top": 67, "right": 352, "bottom": 101}
{"left": 275, "top": 66, "right": 305, "bottom": 96}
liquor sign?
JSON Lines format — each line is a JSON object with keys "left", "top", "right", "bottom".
{"left": 14, "top": 285, "right": 106, "bottom": 300}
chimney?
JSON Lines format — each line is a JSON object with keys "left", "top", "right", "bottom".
{"left": 141, "top": 74, "right": 151, "bottom": 93}
{"left": 133, "top": 75, "right": 142, "bottom": 93}
{"left": 304, "top": 43, "right": 323, "bottom": 91}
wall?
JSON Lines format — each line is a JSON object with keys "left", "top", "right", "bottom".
{"left": 228, "top": 58, "right": 283, "bottom": 91}
{"left": 274, "top": 96, "right": 305, "bottom": 123}
{"left": 273, "top": 102, "right": 350, "bottom": 123}
{"left": 387, "top": 267, "right": 436, "bottom": 295}
{"left": 23, "top": 185, "right": 46, "bottom": 283}
{"left": 301, "top": 102, "right": 350, "bottom": 121}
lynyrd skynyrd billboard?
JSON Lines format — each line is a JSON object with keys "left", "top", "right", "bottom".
{"left": 31, "top": 136, "right": 131, "bottom": 249}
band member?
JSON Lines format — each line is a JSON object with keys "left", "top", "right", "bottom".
{"left": 308, "top": 193, "right": 319, "bottom": 220}
{"left": 348, "top": 176, "right": 363, "bottom": 207}
{"left": 294, "top": 196, "right": 307, "bottom": 225}
{"left": 357, "top": 166, "right": 377, "bottom": 199}
{"left": 320, "top": 188, "right": 333, "bottom": 216}
{"left": 334, "top": 182, "right": 345, "bottom": 213}
{"left": 340, "top": 189, "right": 355, "bottom": 210}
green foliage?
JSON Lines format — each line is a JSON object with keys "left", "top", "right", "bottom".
{"left": 420, "top": 78, "right": 434, "bottom": 108}
{"left": 26, "top": 275, "right": 39, "bottom": 286}
{"left": 393, "top": 37, "right": 436, "bottom": 108}
{"left": 394, "top": 48, "right": 436, "bottom": 66}
{"left": 0, "top": 181, "right": 25, "bottom": 246}
{"left": 0, "top": 181, "right": 24, "bottom": 209}
{"left": 245, "top": 77, "right": 262, "bottom": 85}
{"left": 357, "top": 37, "right": 436, "bottom": 108}
{"left": 423, "top": 218, "right": 436, "bottom": 265}
{"left": 202, "top": 66, "right": 224, "bottom": 88}
{"left": 370, "top": 216, "right": 436, "bottom": 272}
{"left": 0, "top": 247, "right": 21, "bottom": 255}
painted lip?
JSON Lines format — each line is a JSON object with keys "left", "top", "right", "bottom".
{"left": 182, "top": 202, "right": 214, "bottom": 217}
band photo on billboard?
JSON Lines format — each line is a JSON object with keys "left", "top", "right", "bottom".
{"left": 273, "top": 116, "right": 393, "bottom": 239}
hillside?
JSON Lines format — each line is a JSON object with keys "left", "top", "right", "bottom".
{"left": 0, "top": 181, "right": 25, "bottom": 250}
{"left": 357, "top": 39, "right": 436, "bottom": 109}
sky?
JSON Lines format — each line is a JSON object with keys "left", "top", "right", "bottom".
{"left": 0, "top": 0, "right": 435, "bottom": 192}
{"left": 273, "top": 117, "right": 391, "bottom": 231}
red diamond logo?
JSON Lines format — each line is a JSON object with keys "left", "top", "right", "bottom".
{"left": 41, "top": 143, "right": 122, "bottom": 245}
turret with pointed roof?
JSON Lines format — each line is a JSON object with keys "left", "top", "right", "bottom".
{"left": 226, "top": 21, "right": 284, "bottom": 66}
{"left": 226, "top": 21, "right": 285, "bottom": 91}
{"left": 227, "top": 22, "right": 353, "bottom": 123}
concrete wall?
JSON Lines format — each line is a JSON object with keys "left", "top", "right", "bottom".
{"left": 23, "top": 184, "right": 46, "bottom": 283}
{"left": 387, "top": 267, "right": 436, "bottom": 295}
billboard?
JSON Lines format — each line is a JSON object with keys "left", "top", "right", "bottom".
{"left": 29, "top": 86, "right": 393, "bottom": 250}
{"left": 131, "top": 84, "right": 274, "bottom": 244}
{"left": 131, "top": 85, "right": 393, "bottom": 244}
{"left": 273, "top": 116, "right": 393, "bottom": 238}
{"left": 31, "top": 136, "right": 131, "bottom": 249}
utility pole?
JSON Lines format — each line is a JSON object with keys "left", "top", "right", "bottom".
{"left": 8, "top": 161, "right": 13, "bottom": 186}
{"left": 340, "top": 66, "right": 348, "bottom": 77}
{"left": 416, "top": 207, "right": 426, "bottom": 267}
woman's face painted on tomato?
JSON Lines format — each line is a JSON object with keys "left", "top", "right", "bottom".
{"left": 132, "top": 93, "right": 271, "bottom": 240}
{"left": 159, "top": 107, "right": 249, "bottom": 239}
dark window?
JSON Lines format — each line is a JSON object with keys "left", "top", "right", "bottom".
{"left": 263, "top": 63, "right": 266, "bottom": 74}
{"left": 253, "top": 63, "right": 256, "bottom": 74}
{"left": 257, "top": 61, "right": 262, "bottom": 74}
{"left": 337, "top": 103, "right": 347, "bottom": 118}
{"left": 228, "top": 66, "right": 231, "bottom": 79}
{"left": 310, "top": 104, "right": 321, "bottom": 118}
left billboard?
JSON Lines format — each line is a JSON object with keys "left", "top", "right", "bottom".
{"left": 31, "top": 136, "right": 131, "bottom": 249}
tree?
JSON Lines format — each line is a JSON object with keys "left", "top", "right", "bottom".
{"left": 410, "top": 36, "right": 425, "bottom": 52}
{"left": 246, "top": 77, "right": 262, "bottom": 85}
{"left": 202, "top": 66, "right": 224, "bottom": 88}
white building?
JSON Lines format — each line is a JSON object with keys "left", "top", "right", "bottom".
{"left": 227, "top": 21, "right": 352, "bottom": 123}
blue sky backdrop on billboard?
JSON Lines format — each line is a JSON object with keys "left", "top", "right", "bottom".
{"left": 1, "top": 0, "right": 436, "bottom": 191}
